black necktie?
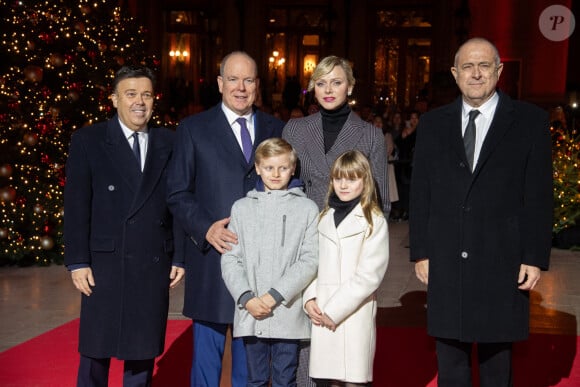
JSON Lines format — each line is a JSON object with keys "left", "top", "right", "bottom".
{"left": 464, "top": 110, "right": 480, "bottom": 171}
{"left": 131, "top": 132, "right": 141, "bottom": 169}
{"left": 236, "top": 117, "right": 252, "bottom": 162}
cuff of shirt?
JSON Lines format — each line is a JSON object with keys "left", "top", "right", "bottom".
{"left": 67, "top": 263, "right": 90, "bottom": 272}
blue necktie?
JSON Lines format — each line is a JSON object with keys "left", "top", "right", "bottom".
{"left": 237, "top": 117, "right": 252, "bottom": 162}
{"left": 464, "top": 110, "right": 480, "bottom": 171}
{"left": 131, "top": 132, "right": 141, "bottom": 169}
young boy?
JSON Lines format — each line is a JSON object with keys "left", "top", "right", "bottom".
{"left": 221, "top": 137, "right": 319, "bottom": 386}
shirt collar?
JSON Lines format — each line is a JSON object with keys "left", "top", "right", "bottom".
{"left": 462, "top": 91, "right": 499, "bottom": 119}
{"left": 221, "top": 103, "right": 253, "bottom": 126}
{"left": 119, "top": 118, "right": 148, "bottom": 140}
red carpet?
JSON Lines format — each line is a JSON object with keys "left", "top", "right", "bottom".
{"left": 1, "top": 320, "right": 579, "bottom": 386}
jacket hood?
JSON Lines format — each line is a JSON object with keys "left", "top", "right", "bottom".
{"left": 246, "top": 183, "right": 307, "bottom": 200}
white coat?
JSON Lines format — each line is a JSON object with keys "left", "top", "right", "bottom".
{"left": 304, "top": 204, "right": 389, "bottom": 383}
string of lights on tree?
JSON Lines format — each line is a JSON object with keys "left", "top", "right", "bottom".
{"left": 0, "top": 0, "right": 162, "bottom": 265}
{"left": 551, "top": 107, "right": 580, "bottom": 235}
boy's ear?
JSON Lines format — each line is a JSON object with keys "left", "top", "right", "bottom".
{"left": 255, "top": 163, "right": 260, "bottom": 175}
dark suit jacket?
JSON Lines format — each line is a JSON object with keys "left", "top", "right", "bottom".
{"left": 282, "top": 111, "right": 389, "bottom": 213}
{"left": 409, "top": 91, "right": 553, "bottom": 342}
{"left": 166, "top": 104, "right": 284, "bottom": 323}
{"left": 64, "top": 115, "right": 182, "bottom": 359}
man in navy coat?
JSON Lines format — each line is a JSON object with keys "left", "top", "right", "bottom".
{"left": 166, "top": 51, "right": 284, "bottom": 386}
{"left": 410, "top": 38, "right": 553, "bottom": 386}
{"left": 65, "top": 66, "right": 185, "bottom": 387}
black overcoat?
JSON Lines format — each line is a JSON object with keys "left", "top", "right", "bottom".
{"left": 409, "top": 92, "right": 553, "bottom": 342}
{"left": 64, "top": 116, "right": 183, "bottom": 359}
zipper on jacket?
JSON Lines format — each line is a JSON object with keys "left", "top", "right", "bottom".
{"left": 281, "top": 214, "right": 286, "bottom": 247}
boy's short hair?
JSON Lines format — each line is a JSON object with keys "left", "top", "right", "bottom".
{"left": 255, "top": 138, "right": 297, "bottom": 166}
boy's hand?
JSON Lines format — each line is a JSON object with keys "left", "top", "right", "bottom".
{"left": 260, "top": 293, "right": 277, "bottom": 309}
{"left": 246, "top": 297, "right": 271, "bottom": 319}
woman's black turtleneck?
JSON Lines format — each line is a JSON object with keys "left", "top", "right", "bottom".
{"left": 320, "top": 102, "right": 351, "bottom": 153}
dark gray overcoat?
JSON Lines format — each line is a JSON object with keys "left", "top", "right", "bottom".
{"left": 409, "top": 92, "right": 553, "bottom": 342}
{"left": 64, "top": 116, "right": 183, "bottom": 359}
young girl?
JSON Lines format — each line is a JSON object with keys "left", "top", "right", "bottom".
{"left": 304, "top": 150, "right": 390, "bottom": 386}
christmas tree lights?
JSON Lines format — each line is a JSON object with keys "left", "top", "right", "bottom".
{"left": 0, "top": 0, "right": 161, "bottom": 265}
{"left": 552, "top": 108, "right": 580, "bottom": 235}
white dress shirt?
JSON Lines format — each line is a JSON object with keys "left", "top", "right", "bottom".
{"left": 461, "top": 92, "right": 499, "bottom": 170}
{"left": 119, "top": 120, "right": 148, "bottom": 171}
{"left": 221, "top": 103, "right": 255, "bottom": 151}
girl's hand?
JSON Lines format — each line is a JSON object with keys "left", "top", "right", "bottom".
{"left": 305, "top": 299, "right": 323, "bottom": 325}
{"left": 320, "top": 313, "right": 337, "bottom": 332}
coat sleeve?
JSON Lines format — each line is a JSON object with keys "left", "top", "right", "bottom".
{"left": 166, "top": 120, "right": 213, "bottom": 251}
{"left": 408, "top": 116, "right": 432, "bottom": 261}
{"left": 322, "top": 215, "right": 390, "bottom": 325}
{"left": 220, "top": 202, "right": 252, "bottom": 306}
{"left": 368, "top": 125, "right": 391, "bottom": 215}
{"left": 64, "top": 131, "right": 93, "bottom": 266}
{"left": 521, "top": 108, "right": 553, "bottom": 269}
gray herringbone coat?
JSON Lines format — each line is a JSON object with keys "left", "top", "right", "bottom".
{"left": 282, "top": 112, "right": 389, "bottom": 213}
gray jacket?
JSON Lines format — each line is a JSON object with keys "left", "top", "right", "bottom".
{"left": 221, "top": 186, "right": 319, "bottom": 339}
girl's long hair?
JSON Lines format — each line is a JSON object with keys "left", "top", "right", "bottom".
{"left": 321, "top": 150, "right": 382, "bottom": 235}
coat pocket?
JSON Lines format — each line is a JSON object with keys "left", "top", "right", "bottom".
{"left": 89, "top": 237, "right": 115, "bottom": 252}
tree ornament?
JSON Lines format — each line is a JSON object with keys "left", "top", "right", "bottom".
{"left": 39, "top": 236, "right": 54, "bottom": 250}
{"left": 23, "top": 132, "right": 39, "bottom": 146}
{"left": 0, "top": 187, "right": 17, "bottom": 202}
{"left": 24, "top": 65, "right": 43, "bottom": 82}
{"left": 49, "top": 53, "right": 64, "bottom": 67}
{"left": 0, "top": 164, "right": 13, "bottom": 178}
{"left": 33, "top": 203, "right": 44, "bottom": 214}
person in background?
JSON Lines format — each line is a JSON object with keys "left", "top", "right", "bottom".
{"left": 283, "top": 55, "right": 389, "bottom": 387}
{"left": 391, "top": 110, "right": 419, "bottom": 221}
{"left": 305, "top": 150, "right": 389, "bottom": 386}
{"left": 222, "top": 138, "right": 319, "bottom": 386}
{"left": 410, "top": 37, "right": 553, "bottom": 387}
{"left": 373, "top": 115, "right": 399, "bottom": 206}
{"left": 166, "top": 51, "right": 284, "bottom": 387}
{"left": 64, "top": 65, "right": 185, "bottom": 387}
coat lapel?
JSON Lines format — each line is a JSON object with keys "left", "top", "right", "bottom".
{"left": 325, "top": 112, "right": 366, "bottom": 165}
{"left": 319, "top": 205, "right": 367, "bottom": 243}
{"left": 298, "top": 113, "right": 327, "bottom": 169}
{"left": 473, "top": 92, "right": 514, "bottom": 175}
{"left": 103, "top": 117, "right": 142, "bottom": 193}
{"left": 446, "top": 98, "right": 470, "bottom": 168}
{"left": 128, "top": 127, "right": 172, "bottom": 216}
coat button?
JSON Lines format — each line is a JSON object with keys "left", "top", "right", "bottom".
{"left": 108, "top": 185, "right": 115, "bottom": 191}
{"left": 128, "top": 219, "right": 135, "bottom": 224}
{"left": 459, "top": 162, "right": 466, "bottom": 168}
{"left": 153, "top": 256, "right": 160, "bottom": 263}
{"left": 257, "top": 331, "right": 262, "bottom": 335}
{"left": 461, "top": 251, "right": 469, "bottom": 259}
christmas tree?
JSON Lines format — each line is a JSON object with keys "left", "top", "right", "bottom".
{"left": 0, "top": 0, "right": 161, "bottom": 265}
{"left": 552, "top": 106, "right": 580, "bottom": 236}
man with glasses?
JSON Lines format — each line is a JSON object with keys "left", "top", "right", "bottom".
{"left": 410, "top": 37, "right": 553, "bottom": 387}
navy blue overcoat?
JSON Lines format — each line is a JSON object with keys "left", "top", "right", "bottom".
{"left": 64, "top": 116, "right": 183, "bottom": 359}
